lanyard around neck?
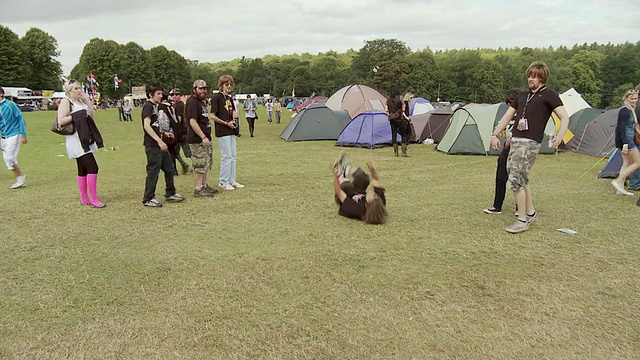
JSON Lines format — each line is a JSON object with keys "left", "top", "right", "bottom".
{"left": 522, "top": 86, "right": 545, "bottom": 117}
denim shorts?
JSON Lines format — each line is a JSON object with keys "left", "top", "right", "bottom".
{"left": 625, "top": 127, "right": 637, "bottom": 150}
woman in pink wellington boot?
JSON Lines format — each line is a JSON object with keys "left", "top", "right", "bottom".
{"left": 57, "top": 80, "right": 106, "bottom": 208}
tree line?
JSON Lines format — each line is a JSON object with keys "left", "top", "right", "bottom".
{"left": 1, "top": 25, "right": 639, "bottom": 109}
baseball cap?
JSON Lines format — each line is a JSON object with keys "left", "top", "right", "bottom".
{"left": 169, "top": 88, "right": 181, "bottom": 95}
{"left": 193, "top": 79, "right": 207, "bottom": 89}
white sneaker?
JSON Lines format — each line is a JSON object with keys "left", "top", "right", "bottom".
{"left": 10, "top": 175, "right": 26, "bottom": 189}
{"left": 219, "top": 183, "right": 235, "bottom": 191}
{"left": 232, "top": 181, "right": 245, "bottom": 189}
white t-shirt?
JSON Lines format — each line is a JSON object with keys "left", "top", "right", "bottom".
{"left": 65, "top": 97, "right": 98, "bottom": 159}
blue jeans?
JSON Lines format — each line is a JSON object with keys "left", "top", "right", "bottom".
{"left": 218, "top": 135, "right": 237, "bottom": 185}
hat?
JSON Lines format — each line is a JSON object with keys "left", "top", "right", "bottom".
{"left": 193, "top": 79, "right": 207, "bottom": 88}
{"left": 169, "top": 88, "right": 181, "bottom": 95}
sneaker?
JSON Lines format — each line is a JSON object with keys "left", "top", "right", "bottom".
{"left": 616, "top": 190, "right": 635, "bottom": 196}
{"left": 10, "top": 175, "right": 26, "bottom": 189}
{"left": 143, "top": 198, "right": 163, "bottom": 207}
{"left": 526, "top": 212, "right": 538, "bottom": 224}
{"left": 194, "top": 187, "right": 214, "bottom": 198}
{"left": 232, "top": 181, "right": 245, "bottom": 189}
{"left": 504, "top": 220, "right": 529, "bottom": 234}
{"left": 166, "top": 193, "right": 185, "bottom": 202}
{"left": 219, "top": 183, "right": 235, "bottom": 191}
{"left": 483, "top": 207, "right": 502, "bottom": 214}
{"left": 203, "top": 184, "right": 219, "bottom": 194}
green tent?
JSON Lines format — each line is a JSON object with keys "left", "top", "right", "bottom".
{"left": 279, "top": 105, "right": 351, "bottom": 142}
{"left": 437, "top": 103, "right": 557, "bottom": 155}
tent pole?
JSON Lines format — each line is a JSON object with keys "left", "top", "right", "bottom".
{"left": 578, "top": 148, "right": 615, "bottom": 180}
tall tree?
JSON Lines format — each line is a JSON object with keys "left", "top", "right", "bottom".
{"left": 73, "top": 38, "right": 122, "bottom": 98}
{"left": 120, "top": 42, "right": 153, "bottom": 92}
{"left": 567, "top": 50, "right": 604, "bottom": 107}
{"left": 0, "top": 25, "right": 28, "bottom": 87}
{"left": 21, "top": 28, "right": 62, "bottom": 90}
{"left": 351, "top": 39, "right": 410, "bottom": 86}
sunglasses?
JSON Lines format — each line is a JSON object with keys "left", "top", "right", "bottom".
{"left": 629, "top": 89, "right": 640, "bottom": 94}
{"left": 197, "top": 87, "right": 208, "bottom": 90}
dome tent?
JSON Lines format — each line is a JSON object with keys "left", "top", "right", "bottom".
{"left": 325, "top": 84, "right": 386, "bottom": 119}
{"left": 335, "top": 111, "right": 400, "bottom": 149}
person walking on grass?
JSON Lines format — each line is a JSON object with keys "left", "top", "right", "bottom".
{"left": 186, "top": 80, "right": 218, "bottom": 198}
{"left": 490, "top": 61, "right": 569, "bottom": 234}
{"left": 169, "top": 88, "right": 190, "bottom": 174}
{"left": 332, "top": 154, "right": 387, "bottom": 224}
{"left": 57, "top": 80, "right": 105, "bottom": 207}
{"left": 210, "top": 75, "right": 245, "bottom": 191}
{"left": 484, "top": 88, "right": 520, "bottom": 215}
{"left": 265, "top": 98, "right": 274, "bottom": 124}
{"left": 141, "top": 83, "right": 184, "bottom": 207}
{"left": 0, "top": 87, "right": 27, "bottom": 190}
{"left": 243, "top": 94, "right": 257, "bottom": 137}
{"left": 274, "top": 98, "right": 282, "bottom": 124}
{"left": 610, "top": 89, "right": 640, "bottom": 197}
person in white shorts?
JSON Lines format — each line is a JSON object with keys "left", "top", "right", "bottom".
{"left": 0, "top": 87, "right": 27, "bottom": 189}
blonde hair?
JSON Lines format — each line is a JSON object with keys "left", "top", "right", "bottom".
{"left": 526, "top": 61, "right": 549, "bottom": 84}
{"left": 623, "top": 90, "right": 639, "bottom": 123}
{"left": 218, "top": 75, "right": 234, "bottom": 91}
{"left": 403, "top": 92, "right": 414, "bottom": 102}
{"left": 63, "top": 80, "right": 80, "bottom": 95}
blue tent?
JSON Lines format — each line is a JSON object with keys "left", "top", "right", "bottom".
{"left": 599, "top": 149, "right": 622, "bottom": 178}
{"left": 335, "top": 111, "right": 400, "bottom": 149}
{"left": 409, "top": 97, "right": 435, "bottom": 116}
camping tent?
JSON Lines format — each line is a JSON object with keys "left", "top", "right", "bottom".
{"left": 335, "top": 111, "right": 400, "bottom": 149}
{"left": 568, "top": 108, "right": 603, "bottom": 135}
{"left": 599, "top": 148, "right": 622, "bottom": 178}
{"left": 409, "top": 97, "right": 435, "bottom": 116}
{"left": 437, "top": 103, "right": 557, "bottom": 155}
{"left": 279, "top": 105, "right": 351, "bottom": 142}
{"left": 325, "top": 84, "right": 386, "bottom": 118}
{"left": 565, "top": 108, "right": 617, "bottom": 157}
{"left": 408, "top": 109, "right": 453, "bottom": 143}
{"left": 298, "top": 96, "right": 327, "bottom": 110}
{"left": 552, "top": 87, "right": 592, "bottom": 143}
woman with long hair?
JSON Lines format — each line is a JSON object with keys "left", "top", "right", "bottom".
{"left": 332, "top": 154, "right": 387, "bottom": 224}
{"left": 386, "top": 85, "right": 409, "bottom": 156}
{"left": 611, "top": 89, "right": 640, "bottom": 196}
{"left": 56, "top": 80, "right": 105, "bottom": 207}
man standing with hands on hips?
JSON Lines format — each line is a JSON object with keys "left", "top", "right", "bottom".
{"left": 490, "top": 61, "right": 569, "bottom": 234}
{"left": 210, "top": 75, "right": 244, "bottom": 191}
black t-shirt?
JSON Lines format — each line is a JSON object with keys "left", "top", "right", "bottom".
{"left": 511, "top": 87, "right": 563, "bottom": 143}
{"left": 185, "top": 96, "right": 211, "bottom": 144}
{"left": 173, "top": 101, "right": 186, "bottom": 139}
{"left": 338, "top": 186, "right": 386, "bottom": 220}
{"left": 211, "top": 92, "right": 237, "bottom": 137}
{"left": 141, "top": 100, "right": 160, "bottom": 148}
{"left": 387, "top": 95, "right": 403, "bottom": 121}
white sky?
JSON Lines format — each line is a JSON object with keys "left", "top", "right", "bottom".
{"left": 1, "top": 0, "right": 638, "bottom": 75}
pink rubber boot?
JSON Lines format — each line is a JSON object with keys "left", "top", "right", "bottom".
{"left": 77, "top": 176, "right": 90, "bottom": 205}
{"left": 86, "top": 173, "right": 105, "bottom": 208}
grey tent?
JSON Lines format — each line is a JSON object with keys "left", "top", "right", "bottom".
{"left": 279, "top": 105, "right": 351, "bottom": 141}
{"left": 566, "top": 108, "right": 618, "bottom": 157}
{"left": 409, "top": 109, "right": 453, "bottom": 143}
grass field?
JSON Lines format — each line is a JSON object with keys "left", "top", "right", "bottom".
{"left": 1, "top": 106, "right": 639, "bottom": 359}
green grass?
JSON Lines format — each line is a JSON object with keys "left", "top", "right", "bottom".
{"left": 1, "top": 107, "right": 639, "bottom": 359}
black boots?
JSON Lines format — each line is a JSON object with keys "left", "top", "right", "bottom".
{"left": 393, "top": 144, "right": 399, "bottom": 157}
{"left": 401, "top": 144, "right": 409, "bottom": 157}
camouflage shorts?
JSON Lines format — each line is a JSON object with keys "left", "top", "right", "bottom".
{"left": 189, "top": 142, "right": 213, "bottom": 173}
{"left": 507, "top": 139, "right": 541, "bottom": 191}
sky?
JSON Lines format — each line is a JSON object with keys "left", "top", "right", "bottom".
{"left": 1, "top": 0, "right": 638, "bottom": 75}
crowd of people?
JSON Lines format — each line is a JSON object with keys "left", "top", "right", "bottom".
{"left": 2, "top": 61, "right": 640, "bottom": 233}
